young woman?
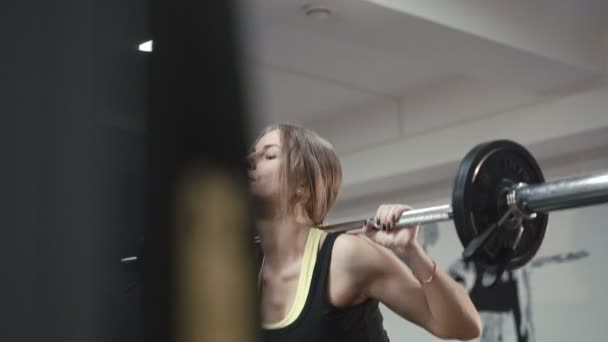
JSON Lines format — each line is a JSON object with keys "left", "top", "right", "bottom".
{"left": 248, "top": 123, "right": 481, "bottom": 342}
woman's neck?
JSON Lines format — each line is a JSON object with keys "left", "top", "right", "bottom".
{"left": 257, "top": 204, "right": 314, "bottom": 270}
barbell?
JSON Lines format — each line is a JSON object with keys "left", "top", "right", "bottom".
{"left": 317, "top": 139, "right": 608, "bottom": 273}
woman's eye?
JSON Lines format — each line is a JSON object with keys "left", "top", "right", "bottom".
{"left": 265, "top": 155, "right": 276, "bottom": 160}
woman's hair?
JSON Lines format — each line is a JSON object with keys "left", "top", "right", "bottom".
{"left": 254, "top": 123, "right": 342, "bottom": 226}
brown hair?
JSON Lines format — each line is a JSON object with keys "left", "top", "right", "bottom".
{"left": 254, "top": 123, "right": 342, "bottom": 225}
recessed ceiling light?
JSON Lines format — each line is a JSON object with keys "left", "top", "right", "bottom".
{"left": 138, "top": 40, "right": 153, "bottom": 52}
{"left": 301, "top": 4, "right": 331, "bottom": 20}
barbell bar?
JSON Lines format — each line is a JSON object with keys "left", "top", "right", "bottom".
{"left": 323, "top": 173, "right": 608, "bottom": 233}
{"left": 317, "top": 140, "right": 608, "bottom": 271}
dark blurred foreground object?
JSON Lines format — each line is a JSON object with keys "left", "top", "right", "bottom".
{"left": 146, "top": 1, "right": 259, "bottom": 342}
{"left": 1, "top": 1, "right": 258, "bottom": 341}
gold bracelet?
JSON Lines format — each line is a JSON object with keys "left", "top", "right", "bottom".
{"left": 420, "top": 260, "right": 437, "bottom": 284}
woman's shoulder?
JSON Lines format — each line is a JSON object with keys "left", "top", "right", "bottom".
{"left": 331, "top": 233, "right": 387, "bottom": 274}
{"left": 325, "top": 233, "right": 389, "bottom": 306}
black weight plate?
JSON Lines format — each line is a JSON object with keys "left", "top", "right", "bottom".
{"left": 452, "top": 140, "right": 548, "bottom": 270}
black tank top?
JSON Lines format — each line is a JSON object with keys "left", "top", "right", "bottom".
{"left": 258, "top": 232, "right": 391, "bottom": 342}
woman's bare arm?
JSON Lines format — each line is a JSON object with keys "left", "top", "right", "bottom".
{"left": 334, "top": 233, "right": 481, "bottom": 340}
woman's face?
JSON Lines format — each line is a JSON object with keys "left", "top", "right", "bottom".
{"left": 248, "top": 129, "right": 283, "bottom": 199}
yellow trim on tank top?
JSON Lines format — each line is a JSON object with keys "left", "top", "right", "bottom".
{"left": 262, "top": 227, "right": 323, "bottom": 330}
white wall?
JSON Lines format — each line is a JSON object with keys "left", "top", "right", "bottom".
{"left": 306, "top": 79, "right": 608, "bottom": 205}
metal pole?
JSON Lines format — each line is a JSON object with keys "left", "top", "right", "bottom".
{"left": 322, "top": 204, "right": 453, "bottom": 233}
{"left": 516, "top": 172, "right": 608, "bottom": 214}
{"left": 395, "top": 204, "right": 453, "bottom": 227}
{"left": 314, "top": 172, "right": 608, "bottom": 236}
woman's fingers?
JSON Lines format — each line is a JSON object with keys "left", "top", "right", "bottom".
{"left": 379, "top": 205, "right": 392, "bottom": 230}
{"left": 370, "top": 204, "right": 417, "bottom": 231}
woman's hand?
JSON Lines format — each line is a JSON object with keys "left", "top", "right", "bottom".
{"left": 352, "top": 204, "right": 420, "bottom": 256}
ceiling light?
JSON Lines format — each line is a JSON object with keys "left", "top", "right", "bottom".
{"left": 138, "top": 40, "right": 153, "bottom": 52}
